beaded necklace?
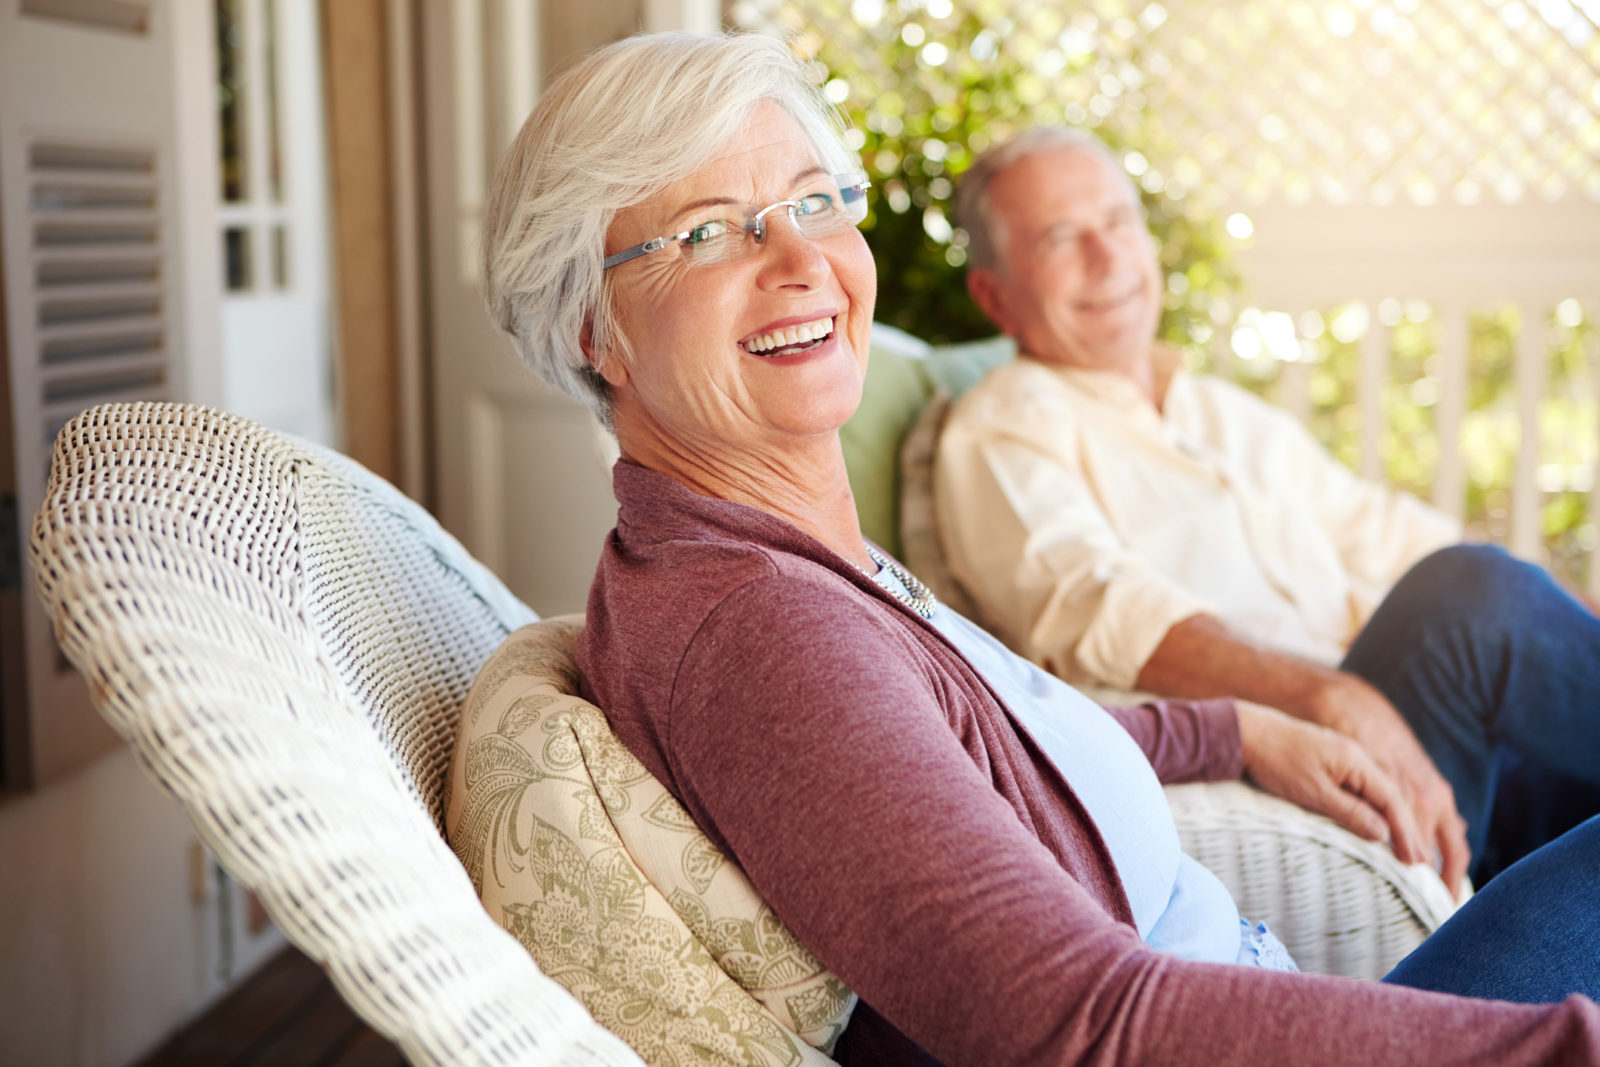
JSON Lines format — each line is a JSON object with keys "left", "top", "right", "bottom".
{"left": 861, "top": 544, "right": 938, "bottom": 619}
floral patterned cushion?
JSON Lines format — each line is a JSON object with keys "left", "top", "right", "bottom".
{"left": 445, "top": 616, "right": 855, "bottom": 1066}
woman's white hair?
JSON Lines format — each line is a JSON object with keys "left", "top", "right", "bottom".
{"left": 956, "top": 127, "right": 1128, "bottom": 273}
{"left": 482, "top": 31, "right": 860, "bottom": 425}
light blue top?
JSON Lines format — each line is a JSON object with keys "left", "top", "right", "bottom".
{"left": 872, "top": 567, "right": 1295, "bottom": 970}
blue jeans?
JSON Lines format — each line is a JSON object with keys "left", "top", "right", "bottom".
{"left": 1341, "top": 544, "right": 1600, "bottom": 884}
{"left": 1383, "top": 813, "right": 1600, "bottom": 1002}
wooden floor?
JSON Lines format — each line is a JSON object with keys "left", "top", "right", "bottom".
{"left": 132, "top": 947, "right": 405, "bottom": 1067}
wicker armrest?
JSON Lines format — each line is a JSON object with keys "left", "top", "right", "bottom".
{"left": 31, "top": 403, "right": 646, "bottom": 1067}
{"left": 1165, "top": 780, "right": 1462, "bottom": 979}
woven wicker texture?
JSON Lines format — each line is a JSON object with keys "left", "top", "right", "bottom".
{"left": 29, "top": 402, "right": 646, "bottom": 1067}
{"left": 1166, "top": 780, "right": 1463, "bottom": 979}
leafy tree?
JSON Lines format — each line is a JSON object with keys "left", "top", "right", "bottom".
{"left": 793, "top": 0, "right": 1239, "bottom": 349}
{"left": 770, "top": 0, "right": 1597, "bottom": 583}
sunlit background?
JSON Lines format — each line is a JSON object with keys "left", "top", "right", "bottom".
{"left": 734, "top": 0, "right": 1600, "bottom": 586}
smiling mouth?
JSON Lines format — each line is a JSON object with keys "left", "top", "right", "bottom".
{"left": 1076, "top": 286, "right": 1142, "bottom": 313}
{"left": 742, "top": 315, "right": 835, "bottom": 357}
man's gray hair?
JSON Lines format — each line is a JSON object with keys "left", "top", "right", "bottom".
{"left": 956, "top": 127, "right": 1128, "bottom": 272}
{"left": 481, "top": 31, "right": 859, "bottom": 425}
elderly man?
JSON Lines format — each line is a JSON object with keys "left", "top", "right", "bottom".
{"left": 934, "top": 126, "right": 1600, "bottom": 893}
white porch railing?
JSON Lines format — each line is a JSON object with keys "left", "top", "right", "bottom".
{"left": 729, "top": 0, "right": 1600, "bottom": 590}
{"left": 1232, "top": 202, "right": 1600, "bottom": 593}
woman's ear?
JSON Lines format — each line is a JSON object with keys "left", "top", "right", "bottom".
{"left": 581, "top": 318, "right": 630, "bottom": 389}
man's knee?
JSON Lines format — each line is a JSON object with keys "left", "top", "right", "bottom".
{"left": 1397, "top": 543, "right": 1534, "bottom": 607}
{"left": 1349, "top": 542, "right": 1575, "bottom": 680}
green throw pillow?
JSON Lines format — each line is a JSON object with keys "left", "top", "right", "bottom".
{"left": 841, "top": 329, "right": 1015, "bottom": 557}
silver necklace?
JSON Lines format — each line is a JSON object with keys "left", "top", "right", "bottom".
{"left": 861, "top": 544, "right": 938, "bottom": 619}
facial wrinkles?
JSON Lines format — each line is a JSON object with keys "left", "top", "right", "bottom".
{"left": 991, "top": 151, "right": 1158, "bottom": 370}
{"left": 602, "top": 108, "right": 870, "bottom": 470}
{"left": 611, "top": 166, "right": 833, "bottom": 267}
{"left": 609, "top": 181, "right": 830, "bottom": 346}
{"left": 667, "top": 165, "right": 830, "bottom": 233}
{"left": 615, "top": 360, "right": 852, "bottom": 525}
{"left": 613, "top": 212, "right": 838, "bottom": 350}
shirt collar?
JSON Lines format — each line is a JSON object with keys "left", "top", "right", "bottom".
{"left": 1018, "top": 341, "right": 1189, "bottom": 416}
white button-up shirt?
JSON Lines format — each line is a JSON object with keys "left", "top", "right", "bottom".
{"left": 934, "top": 349, "right": 1461, "bottom": 691}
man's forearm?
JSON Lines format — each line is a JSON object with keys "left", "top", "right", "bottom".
{"left": 1134, "top": 613, "right": 1351, "bottom": 727}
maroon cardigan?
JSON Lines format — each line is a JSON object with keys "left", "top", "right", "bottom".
{"left": 577, "top": 461, "right": 1598, "bottom": 1066}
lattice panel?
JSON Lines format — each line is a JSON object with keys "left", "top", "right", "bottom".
{"left": 1144, "top": 0, "right": 1600, "bottom": 209}
{"left": 731, "top": 0, "right": 1600, "bottom": 213}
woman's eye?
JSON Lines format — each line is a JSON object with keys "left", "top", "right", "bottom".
{"left": 685, "top": 220, "right": 733, "bottom": 245}
{"left": 796, "top": 192, "right": 835, "bottom": 216}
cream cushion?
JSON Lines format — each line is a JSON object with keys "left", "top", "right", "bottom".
{"left": 446, "top": 617, "right": 854, "bottom": 1067}
{"left": 896, "top": 388, "right": 982, "bottom": 620}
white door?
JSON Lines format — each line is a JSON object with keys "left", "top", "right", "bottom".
{"left": 419, "top": 0, "right": 720, "bottom": 617}
{"left": 420, "top": 0, "right": 618, "bottom": 618}
{"left": 215, "top": 0, "right": 334, "bottom": 446}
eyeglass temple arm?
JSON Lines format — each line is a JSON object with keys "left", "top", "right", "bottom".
{"left": 603, "top": 237, "right": 669, "bottom": 271}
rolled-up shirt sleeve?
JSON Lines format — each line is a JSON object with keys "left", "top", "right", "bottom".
{"left": 1279, "top": 408, "right": 1462, "bottom": 622}
{"left": 935, "top": 416, "right": 1209, "bottom": 691}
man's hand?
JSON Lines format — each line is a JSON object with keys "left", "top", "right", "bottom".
{"left": 1235, "top": 700, "right": 1427, "bottom": 863}
{"left": 1139, "top": 614, "right": 1471, "bottom": 897}
{"left": 1302, "top": 674, "right": 1470, "bottom": 898}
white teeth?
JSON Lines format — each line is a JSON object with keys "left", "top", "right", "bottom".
{"left": 744, "top": 316, "right": 835, "bottom": 355}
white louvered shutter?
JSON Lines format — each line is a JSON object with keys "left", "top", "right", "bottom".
{"left": 0, "top": 0, "right": 215, "bottom": 786}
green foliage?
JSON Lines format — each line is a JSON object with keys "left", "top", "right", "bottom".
{"left": 1536, "top": 310, "right": 1600, "bottom": 586}
{"left": 780, "top": 1, "right": 1598, "bottom": 585}
{"left": 1299, "top": 302, "right": 1599, "bottom": 586}
{"left": 796, "top": 0, "right": 1240, "bottom": 347}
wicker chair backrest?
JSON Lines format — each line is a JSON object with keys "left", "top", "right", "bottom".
{"left": 29, "top": 402, "right": 645, "bottom": 1067}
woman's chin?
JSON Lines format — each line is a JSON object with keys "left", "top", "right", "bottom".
{"left": 752, "top": 379, "right": 865, "bottom": 444}
{"left": 793, "top": 387, "right": 867, "bottom": 443}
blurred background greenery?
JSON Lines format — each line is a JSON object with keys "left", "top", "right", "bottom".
{"left": 735, "top": 0, "right": 1599, "bottom": 586}
{"left": 797, "top": 0, "right": 1238, "bottom": 353}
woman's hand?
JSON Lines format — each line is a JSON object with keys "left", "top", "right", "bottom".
{"left": 1235, "top": 699, "right": 1431, "bottom": 873}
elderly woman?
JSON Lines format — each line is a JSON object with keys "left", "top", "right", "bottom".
{"left": 481, "top": 30, "right": 1600, "bottom": 1067}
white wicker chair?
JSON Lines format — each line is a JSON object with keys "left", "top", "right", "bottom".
{"left": 29, "top": 402, "right": 644, "bottom": 1067}
{"left": 30, "top": 402, "right": 1459, "bottom": 1067}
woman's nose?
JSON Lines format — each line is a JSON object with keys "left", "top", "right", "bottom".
{"left": 756, "top": 209, "right": 828, "bottom": 285}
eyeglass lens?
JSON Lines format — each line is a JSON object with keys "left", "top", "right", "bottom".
{"left": 681, "top": 178, "right": 867, "bottom": 266}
